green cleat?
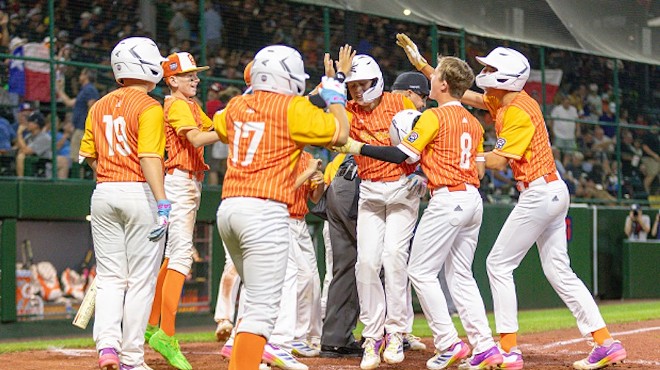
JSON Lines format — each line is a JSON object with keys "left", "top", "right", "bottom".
{"left": 144, "top": 324, "right": 159, "bottom": 343}
{"left": 148, "top": 329, "right": 193, "bottom": 370}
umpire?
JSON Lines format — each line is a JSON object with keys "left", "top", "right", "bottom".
{"left": 319, "top": 155, "right": 363, "bottom": 357}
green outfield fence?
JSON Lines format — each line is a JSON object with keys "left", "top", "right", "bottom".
{"left": 0, "top": 0, "right": 658, "bottom": 329}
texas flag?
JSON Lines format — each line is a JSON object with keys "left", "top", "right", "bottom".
{"left": 22, "top": 42, "right": 51, "bottom": 102}
{"left": 523, "top": 69, "right": 563, "bottom": 105}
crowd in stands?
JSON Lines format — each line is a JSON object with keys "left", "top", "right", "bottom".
{"left": 0, "top": 0, "right": 657, "bottom": 201}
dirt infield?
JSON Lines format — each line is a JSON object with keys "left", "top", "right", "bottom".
{"left": 3, "top": 319, "right": 658, "bottom": 369}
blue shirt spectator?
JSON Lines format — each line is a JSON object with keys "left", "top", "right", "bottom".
{"left": 0, "top": 115, "right": 16, "bottom": 153}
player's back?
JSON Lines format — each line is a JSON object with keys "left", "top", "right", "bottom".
{"left": 220, "top": 91, "right": 304, "bottom": 206}
{"left": 422, "top": 104, "right": 483, "bottom": 189}
{"left": 86, "top": 88, "right": 161, "bottom": 183}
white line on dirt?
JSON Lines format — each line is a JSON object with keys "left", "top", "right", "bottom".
{"left": 538, "top": 326, "right": 660, "bottom": 350}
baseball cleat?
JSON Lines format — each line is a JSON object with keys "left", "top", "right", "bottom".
{"left": 262, "top": 343, "right": 308, "bottom": 370}
{"left": 496, "top": 344, "right": 523, "bottom": 370}
{"left": 144, "top": 324, "right": 158, "bottom": 343}
{"left": 426, "top": 340, "right": 470, "bottom": 370}
{"left": 98, "top": 347, "right": 120, "bottom": 370}
{"left": 458, "top": 345, "right": 503, "bottom": 369}
{"left": 403, "top": 333, "right": 427, "bottom": 351}
{"left": 360, "top": 337, "right": 384, "bottom": 369}
{"left": 220, "top": 343, "right": 232, "bottom": 359}
{"left": 572, "top": 340, "right": 627, "bottom": 369}
{"left": 290, "top": 340, "right": 320, "bottom": 357}
{"left": 214, "top": 319, "right": 233, "bottom": 342}
{"left": 383, "top": 333, "right": 404, "bottom": 364}
{"left": 148, "top": 329, "right": 192, "bottom": 370}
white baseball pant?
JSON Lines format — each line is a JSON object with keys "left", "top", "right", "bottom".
{"left": 356, "top": 177, "right": 420, "bottom": 339}
{"left": 290, "top": 218, "right": 322, "bottom": 343}
{"left": 213, "top": 242, "right": 241, "bottom": 323}
{"left": 163, "top": 172, "right": 202, "bottom": 275}
{"left": 487, "top": 176, "right": 606, "bottom": 336}
{"left": 269, "top": 219, "right": 300, "bottom": 348}
{"left": 320, "top": 221, "right": 333, "bottom": 321}
{"left": 91, "top": 182, "right": 164, "bottom": 365}
{"left": 216, "top": 197, "right": 289, "bottom": 339}
{"left": 408, "top": 185, "right": 496, "bottom": 354}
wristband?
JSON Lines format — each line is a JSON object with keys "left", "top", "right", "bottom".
{"left": 335, "top": 72, "right": 346, "bottom": 83}
{"left": 476, "top": 156, "right": 486, "bottom": 162}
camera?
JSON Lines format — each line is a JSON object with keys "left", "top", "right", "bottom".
{"left": 633, "top": 210, "right": 639, "bottom": 217}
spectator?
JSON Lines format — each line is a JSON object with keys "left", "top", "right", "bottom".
{"left": 0, "top": 106, "right": 16, "bottom": 155}
{"left": 550, "top": 95, "right": 579, "bottom": 153}
{"left": 640, "top": 126, "right": 659, "bottom": 194}
{"left": 624, "top": 204, "right": 650, "bottom": 241}
{"left": 56, "top": 68, "right": 99, "bottom": 176}
{"left": 598, "top": 101, "right": 616, "bottom": 138}
{"left": 54, "top": 117, "right": 73, "bottom": 179}
{"left": 168, "top": 7, "right": 191, "bottom": 47}
{"left": 15, "top": 111, "right": 51, "bottom": 177}
{"left": 204, "top": 2, "right": 223, "bottom": 54}
{"left": 651, "top": 210, "right": 660, "bottom": 239}
{"left": 205, "top": 82, "right": 223, "bottom": 117}
{"left": 585, "top": 83, "right": 602, "bottom": 116}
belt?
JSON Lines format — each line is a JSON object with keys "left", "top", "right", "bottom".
{"left": 516, "top": 172, "right": 559, "bottom": 192}
{"left": 431, "top": 183, "right": 468, "bottom": 196}
{"left": 365, "top": 174, "right": 404, "bottom": 182}
{"left": 166, "top": 168, "right": 205, "bottom": 182}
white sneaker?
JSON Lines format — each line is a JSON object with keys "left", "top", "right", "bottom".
{"left": 426, "top": 340, "right": 470, "bottom": 370}
{"left": 360, "top": 337, "right": 383, "bottom": 370}
{"left": 403, "top": 333, "right": 427, "bottom": 351}
{"left": 290, "top": 340, "right": 320, "bottom": 357}
{"left": 262, "top": 343, "right": 309, "bottom": 370}
{"left": 259, "top": 364, "right": 271, "bottom": 370}
{"left": 215, "top": 319, "right": 233, "bottom": 342}
{"left": 383, "top": 333, "right": 404, "bottom": 364}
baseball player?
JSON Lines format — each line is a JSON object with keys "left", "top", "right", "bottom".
{"left": 337, "top": 53, "right": 419, "bottom": 370}
{"left": 209, "top": 45, "right": 350, "bottom": 370}
{"left": 79, "top": 37, "right": 169, "bottom": 370}
{"left": 460, "top": 47, "right": 627, "bottom": 369}
{"left": 337, "top": 56, "right": 505, "bottom": 369}
{"left": 143, "top": 51, "right": 214, "bottom": 370}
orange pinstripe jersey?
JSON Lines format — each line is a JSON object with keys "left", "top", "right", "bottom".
{"left": 484, "top": 91, "right": 556, "bottom": 182}
{"left": 79, "top": 87, "right": 165, "bottom": 183}
{"left": 348, "top": 92, "right": 417, "bottom": 181}
{"left": 289, "top": 151, "right": 313, "bottom": 219}
{"left": 213, "top": 91, "right": 339, "bottom": 206}
{"left": 163, "top": 96, "right": 213, "bottom": 172}
{"left": 400, "top": 102, "right": 484, "bottom": 190}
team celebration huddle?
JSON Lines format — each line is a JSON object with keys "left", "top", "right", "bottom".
{"left": 85, "top": 32, "right": 627, "bottom": 370}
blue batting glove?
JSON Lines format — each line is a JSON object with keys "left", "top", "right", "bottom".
{"left": 319, "top": 76, "right": 347, "bottom": 106}
{"left": 148, "top": 200, "right": 171, "bottom": 242}
{"left": 406, "top": 173, "right": 428, "bottom": 198}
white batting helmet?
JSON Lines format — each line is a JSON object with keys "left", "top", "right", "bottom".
{"left": 390, "top": 109, "right": 422, "bottom": 146}
{"left": 475, "top": 47, "right": 530, "bottom": 92}
{"left": 251, "top": 45, "right": 309, "bottom": 96}
{"left": 345, "top": 54, "right": 384, "bottom": 103}
{"left": 111, "top": 37, "right": 167, "bottom": 85}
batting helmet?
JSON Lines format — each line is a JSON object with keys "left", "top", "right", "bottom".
{"left": 111, "top": 37, "right": 167, "bottom": 85}
{"left": 250, "top": 45, "right": 309, "bottom": 96}
{"left": 345, "top": 55, "right": 384, "bottom": 104}
{"left": 475, "top": 47, "right": 530, "bottom": 92}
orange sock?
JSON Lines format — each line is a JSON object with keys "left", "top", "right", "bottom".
{"left": 591, "top": 327, "right": 611, "bottom": 346}
{"left": 229, "top": 332, "right": 266, "bottom": 370}
{"left": 148, "top": 258, "right": 169, "bottom": 326}
{"left": 160, "top": 269, "right": 186, "bottom": 336}
{"left": 500, "top": 333, "right": 518, "bottom": 352}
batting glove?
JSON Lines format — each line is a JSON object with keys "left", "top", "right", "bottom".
{"left": 148, "top": 200, "right": 172, "bottom": 242}
{"left": 396, "top": 33, "right": 428, "bottom": 71}
{"left": 332, "top": 137, "right": 364, "bottom": 155}
{"left": 319, "top": 76, "right": 347, "bottom": 106}
{"left": 406, "top": 172, "right": 428, "bottom": 198}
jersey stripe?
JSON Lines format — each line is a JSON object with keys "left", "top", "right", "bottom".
{"left": 163, "top": 96, "right": 210, "bottom": 172}
{"left": 289, "top": 151, "right": 313, "bottom": 219}
{"left": 83, "top": 88, "right": 162, "bottom": 183}
{"left": 348, "top": 92, "right": 416, "bottom": 180}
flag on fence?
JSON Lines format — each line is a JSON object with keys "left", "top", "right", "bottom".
{"left": 22, "top": 42, "right": 51, "bottom": 103}
{"left": 523, "top": 69, "right": 563, "bottom": 105}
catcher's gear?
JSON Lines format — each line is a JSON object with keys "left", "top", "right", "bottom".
{"left": 396, "top": 33, "right": 429, "bottom": 71}
{"left": 251, "top": 45, "right": 309, "bottom": 96}
{"left": 345, "top": 55, "right": 384, "bottom": 103}
{"left": 390, "top": 109, "right": 422, "bottom": 146}
{"left": 475, "top": 47, "right": 530, "bottom": 92}
{"left": 111, "top": 37, "right": 167, "bottom": 85}
{"left": 149, "top": 200, "right": 172, "bottom": 242}
{"left": 332, "top": 137, "right": 364, "bottom": 155}
{"left": 319, "top": 76, "right": 347, "bottom": 106}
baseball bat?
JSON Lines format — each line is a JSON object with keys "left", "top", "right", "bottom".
{"left": 72, "top": 277, "right": 96, "bottom": 329}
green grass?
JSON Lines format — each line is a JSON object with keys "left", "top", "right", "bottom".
{"left": 1, "top": 300, "right": 658, "bottom": 354}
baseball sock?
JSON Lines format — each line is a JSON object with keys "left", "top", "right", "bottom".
{"left": 591, "top": 327, "right": 612, "bottom": 346}
{"left": 499, "top": 333, "right": 517, "bottom": 352}
{"left": 148, "top": 258, "right": 169, "bottom": 326}
{"left": 160, "top": 269, "right": 186, "bottom": 337}
{"left": 229, "top": 332, "right": 266, "bottom": 370}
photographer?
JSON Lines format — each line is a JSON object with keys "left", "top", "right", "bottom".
{"left": 624, "top": 204, "right": 651, "bottom": 241}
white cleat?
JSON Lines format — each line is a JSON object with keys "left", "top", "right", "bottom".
{"left": 383, "top": 333, "right": 405, "bottom": 364}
